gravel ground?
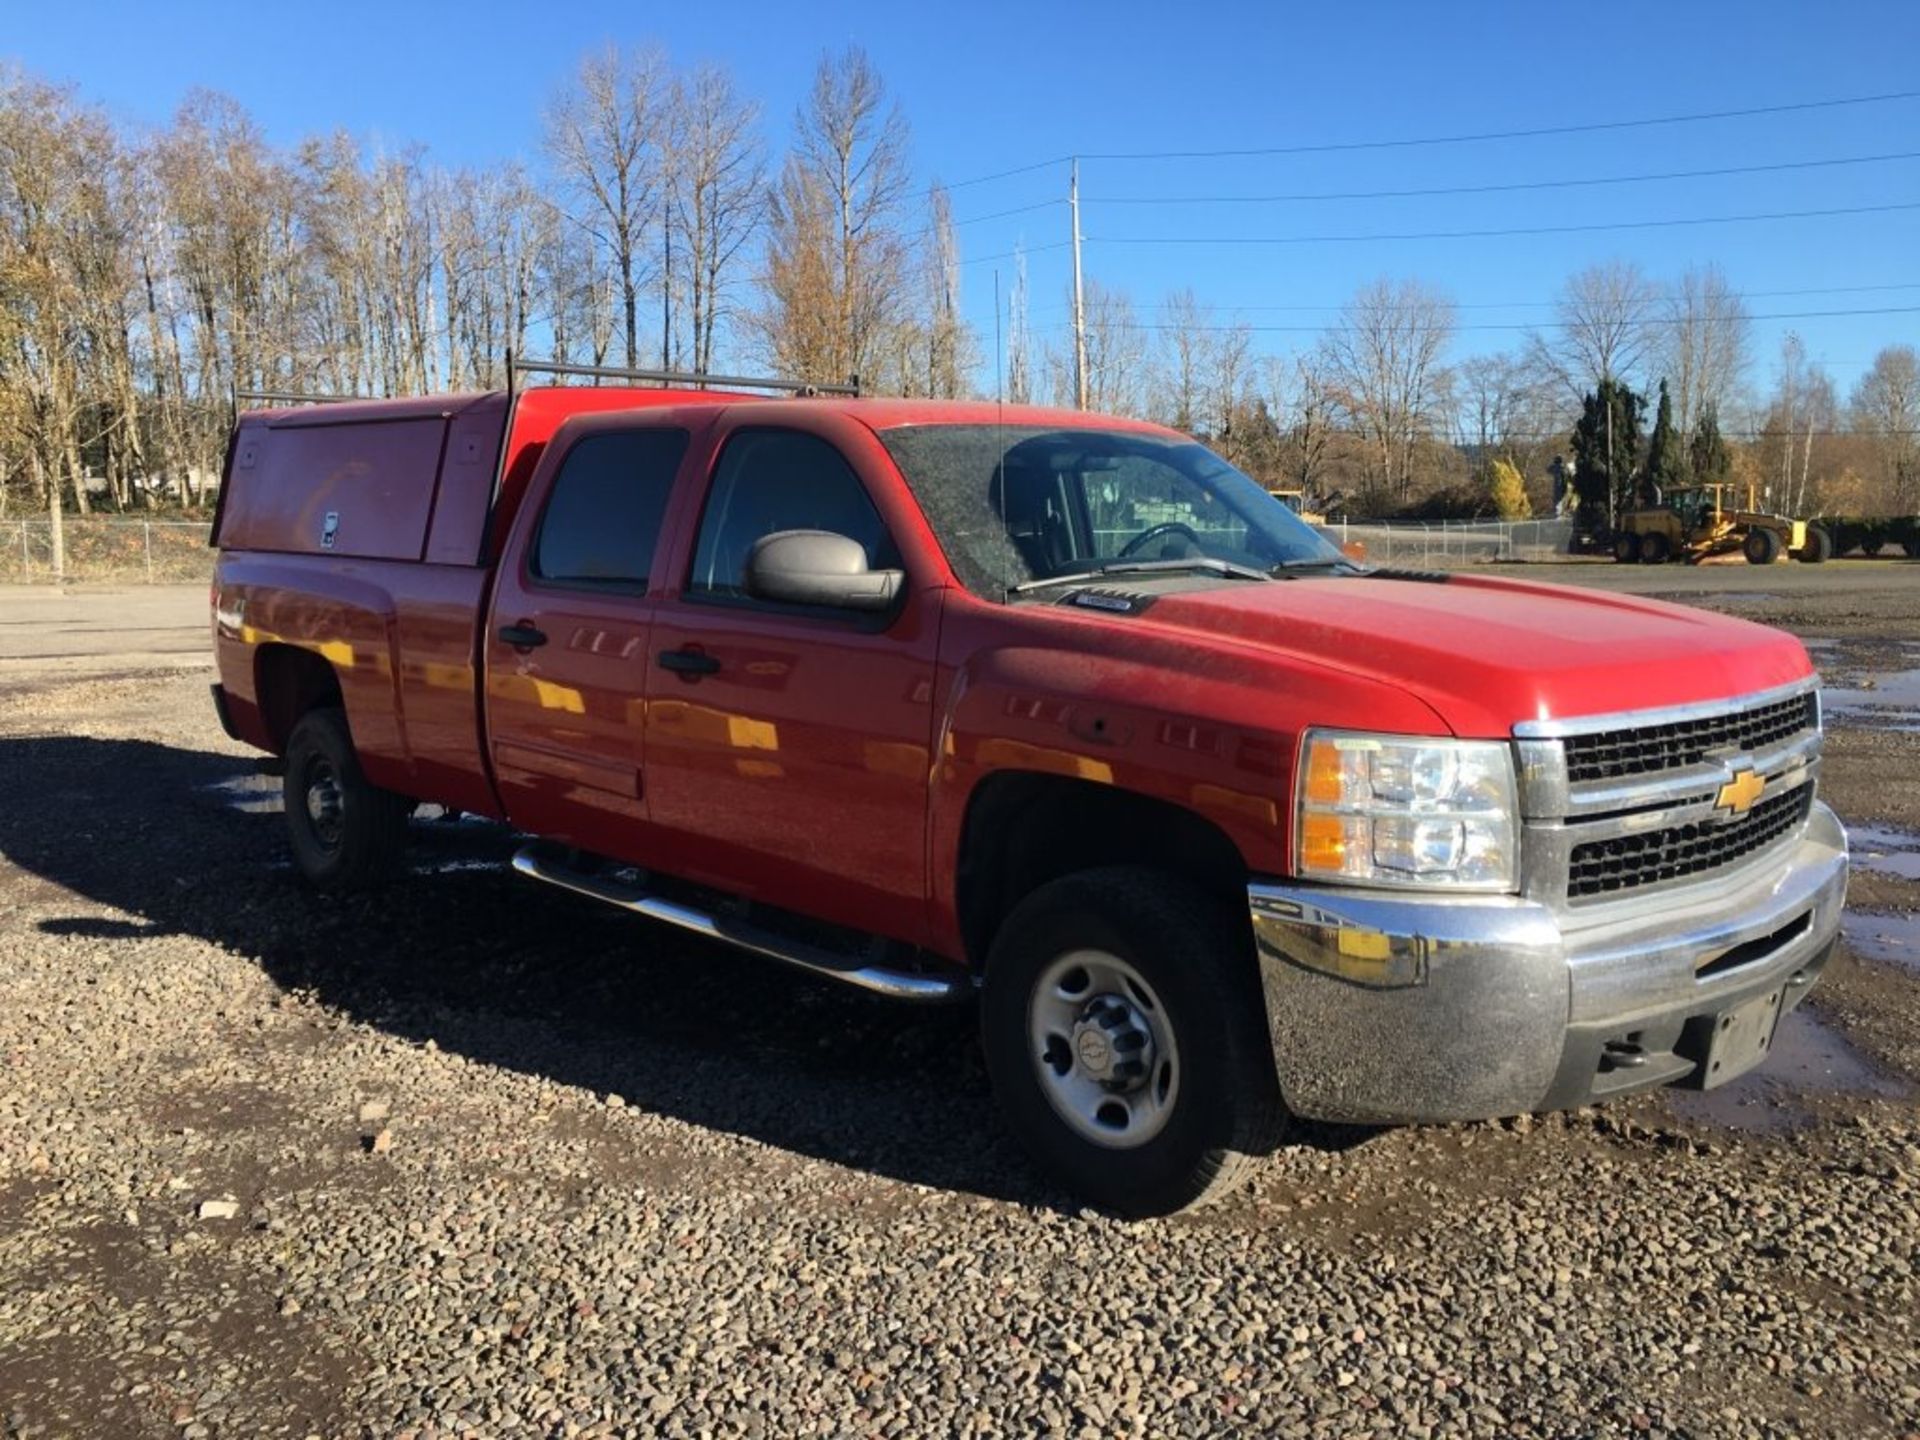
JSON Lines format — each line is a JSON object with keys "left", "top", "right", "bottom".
{"left": 1, "top": 570, "right": 1918, "bottom": 1440}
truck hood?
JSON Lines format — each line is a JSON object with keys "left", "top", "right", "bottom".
{"left": 1129, "top": 571, "right": 1814, "bottom": 737}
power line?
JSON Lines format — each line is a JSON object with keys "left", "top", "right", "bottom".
{"left": 1032, "top": 304, "right": 1920, "bottom": 336}
{"left": 1077, "top": 89, "right": 1920, "bottom": 163}
{"left": 1091, "top": 199, "right": 1920, "bottom": 247}
{"left": 951, "top": 198, "right": 1061, "bottom": 228}
{"left": 957, "top": 239, "right": 1074, "bottom": 267}
{"left": 932, "top": 89, "right": 1920, "bottom": 197}
{"left": 1087, "top": 150, "right": 1920, "bottom": 206}
{"left": 1031, "top": 281, "right": 1920, "bottom": 316}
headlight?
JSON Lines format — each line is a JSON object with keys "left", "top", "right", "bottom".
{"left": 1294, "top": 731, "right": 1519, "bottom": 891}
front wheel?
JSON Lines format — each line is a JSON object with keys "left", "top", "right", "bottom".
{"left": 1640, "top": 532, "right": 1672, "bottom": 565}
{"left": 1612, "top": 533, "right": 1642, "bottom": 564}
{"left": 1743, "top": 528, "right": 1783, "bottom": 565}
{"left": 1795, "top": 527, "right": 1832, "bottom": 563}
{"left": 283, "top": 708, "right": 411, "bottom": 892}
{"left": 981, "top": 866, "right": 1286, "bottom": 1216}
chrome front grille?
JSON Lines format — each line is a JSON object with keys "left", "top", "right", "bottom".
{"left": 1565, "top": 784, "right": 1814, "bottom": 900}
{"left": 1562, "top": 690, "right": 1819, "bottom": 784}
{"left": 1514, "top": 678, "right": 1823, "bottom": 908}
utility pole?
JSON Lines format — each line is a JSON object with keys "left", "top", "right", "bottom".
{"left": 1070, "top": 158, "right": 1088, "bottom": 411}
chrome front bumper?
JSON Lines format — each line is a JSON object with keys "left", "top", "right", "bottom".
{"left": 1248, "top": 801, "right": 1849, "bottom": 1123}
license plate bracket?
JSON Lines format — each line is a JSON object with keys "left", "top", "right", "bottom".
{"left": 1699, "top": 987, "right": 1784, "bottom": 1088}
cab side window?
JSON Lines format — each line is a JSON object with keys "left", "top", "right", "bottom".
{"left": 688, "top": 429, "right": 900, "bottom": 601}
{"left": 532, "top": 429, "right": 690, "bottom": 589}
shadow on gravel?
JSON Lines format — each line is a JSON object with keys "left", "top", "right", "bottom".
{"left": 1, "top": 734, "right": 1368, "bottom": 1208}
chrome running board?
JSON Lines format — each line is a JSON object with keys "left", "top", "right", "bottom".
{"left": 510, "top": 842, "right": 969, "bottom": 1004}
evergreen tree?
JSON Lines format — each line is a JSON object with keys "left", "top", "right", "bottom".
{"left": 1643, "top": 378, "right": 1688, "bottom": 500}
{"left": 1569, "top": 378, "right": 1646, "bottom": 531}
{"left": 1689, "top": 402, "right": 1732, "bottom": 485}
{"left": 1488, "top": 458, "right": 1532, "bottom": 519}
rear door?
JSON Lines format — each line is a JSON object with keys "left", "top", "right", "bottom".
{"left": 639, "top": 420, "right": 942, "bottom": 946}
{"left": 484, "top": 419, "right": 695, "bottom": 852}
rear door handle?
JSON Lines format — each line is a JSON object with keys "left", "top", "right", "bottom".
{"left": 497, "top": 623, "right": 547, "bottom": 649}
{"left": 658, "top": 647, "right": 721, "bottom": 677}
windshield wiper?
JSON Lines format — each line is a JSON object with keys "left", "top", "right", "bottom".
{"left": 1011, "top": 557, "right": 1273, "bottom": 595}
{"left": 1272, "top": 556, "right": 1371, "bottom": 575}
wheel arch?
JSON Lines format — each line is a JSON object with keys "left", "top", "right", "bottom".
{"left": 954, "top": 771, "right": 1251, "bottom": 971}
{"left": 253, "top": 643, "right": 347, "bottom": 755}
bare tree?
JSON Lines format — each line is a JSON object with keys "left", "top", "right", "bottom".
{"left": 545, "top": 44, "right": 669, "bottom": 370}
{"left": 755, "top": 46, "right": 910, "bottom": 386}
{"left": 667, "top": 64, "right": 763, "bottom": 376}
{"left": 1048, "top": 280, "right": 1145, "bottom": 415}
{"left": 1532, "top": 259, "right": 1662, "bottom": 399}
{"left": 917, "top": 185, "right": 968, "bottom": 397}
{"left": 1154, "top": 288, "right": 1213, "bottom": 432}
{"left": 1763, "top": 333, "right": 1837, "bottom": 514}
{"left": 1662, "top": 263, "right": 1751, "bottom": 436}
{"left": 1005, "top": 244, "right": 1032, "bottom": 404}
{"left": 1269, "top": 353, "right": 1339, "bottom": 497}
{"left": 1322, "top": 278, "right": 1457, "bottom": 502}
{"left": 1851, "top": 344, "right": 1920, "bottom": 511}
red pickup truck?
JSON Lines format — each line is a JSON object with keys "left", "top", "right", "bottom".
{"left": 210, "top": 368, "right": 1847, "bottom": 1215}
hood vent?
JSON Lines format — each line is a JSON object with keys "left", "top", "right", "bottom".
{"left": 1367, "top": 567, "right": 1453, "bottom": 585}
{"left": 1060, "top": 586, "right": 1157, "bottom": 616}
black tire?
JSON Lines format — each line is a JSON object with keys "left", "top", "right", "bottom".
{"left": 1612, "top": 533, "right": 1641, "bottom": 564}
{"left": 980, "top": 866, "right": 1286, "bottom": 1217}
{"left": 1743, "top": 528, "right": 1782, "bottom": 565}
{"left": 283, "top": 708, "right": 410, "bottom": 892}
{"left": 1795, "top": 527, "right": 1832, "bottom": 564}
{"left": 1639, "top": 532, "right": 1672, "bottom": 565}
{"left": 1904, "top": 539, "right": 1920, "bottom": 559}
{"left": 1861, "top": 538, "right": 1884, "bottom": 556}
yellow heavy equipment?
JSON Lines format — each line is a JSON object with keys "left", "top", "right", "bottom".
{"left": 1612, "top": 484, "right": 1832, "bottom": 565}
{"left": 1267, "top": 489, "right": 1327, "bottom": 524}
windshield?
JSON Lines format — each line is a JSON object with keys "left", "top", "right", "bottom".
{"left": 878, "top": 425, "right": 1347, "bottom": 598}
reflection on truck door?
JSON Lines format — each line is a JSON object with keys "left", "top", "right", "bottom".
{"left": 641, "top": 426, "right": 938, "bottom": 945}
{"left": 485, "top": 427, "right": 690, "bottom": 849}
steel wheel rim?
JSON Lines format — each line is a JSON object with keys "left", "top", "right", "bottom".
{"left": 1028, "top": 949, "right": 1179, "bottom": 1149}
{"left": 303, "top": 758, "right": 344, "bottom": 851}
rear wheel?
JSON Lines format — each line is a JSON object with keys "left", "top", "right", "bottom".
{"left": 1743, "top": 528, "right": 1783, "bottom": 565}
{"left": 1795, "top": 527, "right": 1832, "bottom": 564}
{"left": 283, "top": 708, "right": 411, "bottom": 892}
{"left": 1612, "top": 533, "right": 1642, "bottom": 564}
{"left": 981, "top": 866, "right": 1286, "bottom": 1217}
{"left": 1639, "top": 532, "right": 1672, "bottom": 565}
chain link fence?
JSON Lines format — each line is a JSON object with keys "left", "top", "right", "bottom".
{"left": 0, "top": 515, "right": 1575, "bottom": 584}
{"left": 0, "top": 519, "right": 214, "bottom": 584}
{"left": 1324, "top": 518, "right": 1575, "bottom": 567}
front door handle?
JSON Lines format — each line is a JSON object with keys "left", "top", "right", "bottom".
{"left": 498, "top": 623, "right": 548, "bottom": 649}
{"left": 658, "top": 647, "right": 721, "bottom": 678}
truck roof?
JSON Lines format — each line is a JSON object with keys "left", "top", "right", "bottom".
{"left": 236, "top": 389, "right": 1176, "bottom": 437}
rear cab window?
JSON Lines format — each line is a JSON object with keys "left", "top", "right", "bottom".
{"left": 531, "top": 429, "right": 690, "bottom": 591}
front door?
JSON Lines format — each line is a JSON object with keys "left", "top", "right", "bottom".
{"left": 484, "top": 423, "right": 691, "bottom": 853}
{"left": 641, "top": 424, "right": 940, "bottom": 946}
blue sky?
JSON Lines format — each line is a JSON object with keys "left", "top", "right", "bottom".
{"left": 10, "top": 0, "right": 1920, "bottom": 395}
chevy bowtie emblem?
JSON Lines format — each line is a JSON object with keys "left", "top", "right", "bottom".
{"left": 1714, "top": 768, "right": 1766, "bottom": 817}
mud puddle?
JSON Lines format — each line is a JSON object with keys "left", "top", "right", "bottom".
{"left": 1820, "top": 652, "right": 1920, "bottom": 731}
{"left": 1847, "top": 823, "right": 1920, "bottom": 881}
{"left": 1843, "top": 910, "right": 1920, "bottom": 972}
{"left": 1667, "top": 1005, "right": 1912, "bottom": 1134}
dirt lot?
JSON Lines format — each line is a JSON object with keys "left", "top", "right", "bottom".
{"left": 1, "top": 566, "right": 1917, "bottom": 1440}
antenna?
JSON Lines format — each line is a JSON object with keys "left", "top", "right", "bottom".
{"left": 993, "top": 270, "right": 1004, "bottom": 405}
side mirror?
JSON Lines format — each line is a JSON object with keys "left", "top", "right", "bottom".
{"left": 747, "top": 530, "right": 904, "bottom": 612}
